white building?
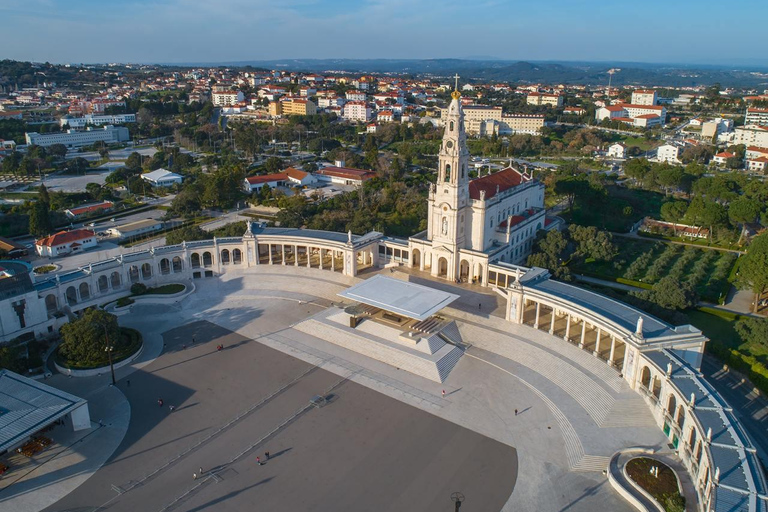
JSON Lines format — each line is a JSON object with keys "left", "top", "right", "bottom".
{"left": 342, "top": 101, "right": 371, "bottom": 123}
{"left": 60, "top": 114, "right": 136, "bottom": 128}
{"left": 107, "top": 219, "right": 164, "bottom": 240}
{"left": 141, "top": 168, "right": 184, "bottom": 187}
{"left": 596, "top": 104, "right": 666, "bottom": 126}
{"left": 25, "top": 126, "right": 130, "bottom": 148}
{"left": 408, "top": 86, "right": 559, "bottom": 283}
{"left": 631, "top": 90, "right": 658, "bottom": 106}
{"left": 345, "top": 90, "right": 367, "bottom": 102}
{"left": 243, "top": 167, "right": 315, "bottom": 193}
{"left": 712, "top": 151, "right": 735, "bottom": 166}
{"left": 212, "top": 90, "right": 245, "bottom": 107}
{"left": 35, "top": 229, "right": 98, "bottom": 257}
{"left": 745, "top": 107, "right": 768, "bottom": 126}
{"left": 655, "top": 143, "right": 681, "bottom": 163}
{"left": 606, "top": 142, "right": 627, "bottom": 159}
{"left": 526, "top": 92, "right": 563, "bottom": 107}
{"left": 734, "top": 125, "right": 768, "bottom": 148}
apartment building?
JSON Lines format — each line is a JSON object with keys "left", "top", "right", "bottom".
{"left": 745, "top": 107, "right": 768, "bottom": 126}
{"left": 25, "top": 126, "right": 130, "bottom": 148}
{"left": 212, "top": 90, "right": 245, "bottom": 106}
{"left": 526, "top": 92, "right": 563, "bottom": 107}
{"left": 631, "top": 90, "right": 658, "bottom": 105}
{"left": 342, "top": 101, "right": 371, "bottom": 122}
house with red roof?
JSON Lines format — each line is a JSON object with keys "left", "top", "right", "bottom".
{"left": 243, "top": 167, "right": 315, "bottom": 193}
{"left": 314, "top": 166, "right": 375, "bottom": 186}
{"left": 35, "top": 229, "right": 97, "bottom": 257}
{"left": 712, "top": 151, "right": 736, "bottom": 166}
{"left": 64, "top": 201, "right": 114, "bottom": 219}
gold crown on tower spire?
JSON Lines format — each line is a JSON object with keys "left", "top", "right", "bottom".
{"left": 451, "top": 90, "right": 461, "bottom": 100}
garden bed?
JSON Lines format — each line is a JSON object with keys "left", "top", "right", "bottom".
{"left": 55, "top": 327, "right": 143, "bottom": 370}
{"left": 33, "top": 264, "right": 58, "bottom": 275}
{"left": 625, "top": 457, "right": 685, "bottom": 512}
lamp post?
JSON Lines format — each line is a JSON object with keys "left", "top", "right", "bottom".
{"left": 450, "top": 492, "right": 464, "bottom": 512}
{"left": 103, "top": 324, "right": 116, "bottom": 386}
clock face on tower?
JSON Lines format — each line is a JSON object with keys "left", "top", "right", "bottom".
{"left": 446, "top": 141, "right": 453, "bottom": 148}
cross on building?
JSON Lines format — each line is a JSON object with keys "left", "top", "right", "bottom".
{"left": 453, "top": 73, "right": 460, "bottom": 91}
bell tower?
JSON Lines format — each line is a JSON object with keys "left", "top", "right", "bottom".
{"left": 427, "top": 75, "right": 470, "bottom": 280}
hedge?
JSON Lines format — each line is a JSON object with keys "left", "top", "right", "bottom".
{"left": 56, "top": 327, "right": 143, "bottom": 370}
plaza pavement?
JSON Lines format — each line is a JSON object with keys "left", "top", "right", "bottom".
{"left": 5, "top": 265, "right": 682, "bottom": 512}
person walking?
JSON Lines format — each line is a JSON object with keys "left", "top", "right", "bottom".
{"left": 126, "top": 380, "right": 130, "bottom": 387}
{"left": 256, "top": 456, "right": 263, "bottom": 466}
{"left": 514, "top": 408, "right": 518, "bottom": 416}
{"left": 478, "top": 303, "right": 482, "bottom": 310}
{"left": 264, "top": 452, "right": 270, "bottom": 461}
{"left": 158, "top": 398, "right": 164, "bottom": 407}
{"left": 169, "top": 405, "right": 175, "bottom": 412}
{"left": 199, "top": 467, "right": 203, "bottom": 476}
{"left": 441, "top": 390, "right": 446, "bottom": 398}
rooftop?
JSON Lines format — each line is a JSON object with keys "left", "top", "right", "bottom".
{"left": 337, "top": 275, "right": 459, "bottom": 321}
{"left": 469, "top": 167, "right": 531, "bottom": 201}
{"left": 0, "top": 370, "right": 88, "bottom": 453}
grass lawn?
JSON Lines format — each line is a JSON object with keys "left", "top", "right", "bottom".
{"left": 619, "top": 136, "right": 654, "bottom": 151}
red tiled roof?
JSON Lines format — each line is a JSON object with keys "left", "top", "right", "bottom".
{"left": 715, "top": 152, "right": 735, "bottom": 158}
{"left": 469, "top": 167, "right": 527, "bottom": 201}
{"left": 66, "top": 201, "right": 113, "bottom": 216}
{"left": 604, "top": 105, "right": 626, "bottom": 112}
{"left": 36, "top": 229, "right": 95, "bottom": 248}
{"left": 284, "top": 167, "right": 309, "bottom": 181}
{"left": 316, "top": 166, "right": 375, "bottom": 181}
{"left": 245, "top": 173, "right": 287, "bottom": 185}
{"left": 635, "top": 114, "right": 661, "bottom": 119}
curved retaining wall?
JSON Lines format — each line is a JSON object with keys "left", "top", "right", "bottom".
{"left": 54, "top": 342, "right": 144, "bottom": 378}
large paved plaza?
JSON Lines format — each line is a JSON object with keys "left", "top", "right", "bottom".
{"left": 3, "top": 265, "right": 675, "bottom": 512}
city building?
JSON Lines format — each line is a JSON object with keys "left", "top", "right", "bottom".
{"left": 212, "top": 90, "right": 245, "bottom": 107}
{"left": 655, "top": 143, "right": 681, "bottom": 163}
{"left": 631, "top": 90, "right": 658, "bottom": 105}
{"left": 562, "top": 107, "right": 586, "bottom": 116}
{"left": 701, "top": 118, "right": 734, "bottom": 140}
{"left": 141, "top": 168, "right": 184, "bottom": 187}
{"left": 243, "top": 167, "right": 315, "bottom": 193}
{"left": 745, "top": 107, "right": 768, "bottom": 126}
{"left": 25, "top": 126, "right": 130, "bottom": 148}
{"left": 314, "top": 166, "right": 375, "bottom": 186}
{"left": 733, "top": 125, "right": 768, "bottom": 148}
{"left": 0, "top": 236, "right": 27, "bottom": 258}
{"left": 345, "top": 90, "right": 367, "bottom": 102}
{"left": 59, "top": 114, "right": 136, "bottom": 128}
{"left": 342, "top": 101, "right": 371, "bottom": 123}
{"left": 279, "top": 98, "right": 317, "bottom": 116}
{"left": 606, "top": 142, "right": 627, "bottom": 159}
{"left": 596, "top": 104, "right": 666, "bottom": 126}
{"left": 107, "top": 219, "right": 164, "bottom": 240}
{"left": 64, "top": 201, "right": 114, "bottom": 219}
{"left": 35, "top": 229, "right": 97, "bottom": 257}
{"left": 526, "top": 92, "right": 563, "bottom": 107}
{"left": 712, "top": 151, "right": 735, "bottom": 166}
{"left": 746, "top": 156, "right": 768, "bottom": 173}
{"left": 746, "top": 146, "right": 768, "bottom": 160}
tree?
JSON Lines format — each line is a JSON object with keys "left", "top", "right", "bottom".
{"left": 59, "top": 309, "right": 121, "bottom": 366}
{"left": 568, "top": 225, "right": 617, "bottom": 261}
{"left": 165, "top": 225, "right": 210, "bottom": 245}
{"left": 265, "top": 156, "right": 283, "bottom": 174}
{"left": 28, "top": 200, "right": 52, "bottom": 237}
{"left": 647, "top": 276, "right": 697, "bottom": 310}
{"left": 737, "top": 232, "right": 768, "bottom": 311}
{"left": 38, "top": 183, "right": 50, "bottom": 205}
{"left": 728, "top": 197, "right": 761, "bottom": 225}
{"left": 47, "top": 143, "right": 67, "bottom": 159}
{"left": 734, "top": 317, "right": 768, "bottom": 349}
{"left": 660, "top": 201, "right": 688, "bottom": 224}
{"left": 527, "top": 230, "right": 570, "bottom": 280}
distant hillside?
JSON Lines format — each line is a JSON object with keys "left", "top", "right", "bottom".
{"left": 203, "top": 58, "right": 768, "bottom": 88}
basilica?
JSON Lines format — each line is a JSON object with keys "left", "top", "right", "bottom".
{"left": 409, "top": 87, "right": 558, "bottom": 283}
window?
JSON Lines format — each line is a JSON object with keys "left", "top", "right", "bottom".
{"left": 450, "top": 121, "right": 454, "bottom": 131}
{"left": 445, "top": 164, "right": 451, "bottom": 182}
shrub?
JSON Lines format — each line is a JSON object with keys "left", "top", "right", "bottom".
{"left": 130, "top": 283, "right": 147, "bottom": 295}
{"left": 116, "top": 297, "right": 135, "bottom": 307}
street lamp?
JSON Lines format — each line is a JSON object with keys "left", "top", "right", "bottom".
{"left": 103, "top": 324, "right": 116, "bottom": 386}
{"left": 450, "top": 492, "right": 465, "bottom": 512}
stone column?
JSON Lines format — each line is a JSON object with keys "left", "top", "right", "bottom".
{"left": 534, "top": 302, "right": 541, "bottom": 329}
{"left": 564, "top": 315, "right": 571, "bottom": 341}
{"left": 282, "top": 245, "right": 286, "bottom": 265}
{"left": 608, "top": 337, "right": 617, "bottom": 366}
{"left": 419, "top": 250, "right": 425, "bottom": 271}
{"left": 579, "top": 321, "right": 587, "bottom": 348}
{"left": 306, "top": 247, "right": 311, "bottom": 268}
{"left": 319, "top": 248, "right": 324, "bottom": 270}
{"left": 549, "top": 309, "right": 556, "bottom": 334}
{"left": 294, "top": 245, "right": 299, "bottom": 266}
{"left": 268, "top": 245, "right": 273, "bottom": 264}
{"left": 331, "top": 251, "right": 335, "bottom": 271}
{"left": 594, "top": 329, "right": 602, "bottom": 357}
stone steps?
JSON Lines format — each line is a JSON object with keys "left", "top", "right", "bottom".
{"left": 293, "top": 318, "right": 463, "bottom": 383}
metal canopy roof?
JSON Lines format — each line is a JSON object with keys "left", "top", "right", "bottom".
{"left": 337, "top": 275, "right": 459, "bottom": 321}
{"left": 0, "top": 370, "right": 87, "bottom": 452}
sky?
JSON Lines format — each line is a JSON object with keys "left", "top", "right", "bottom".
{"left": 1, "top": 0, "right": 766, "bottom": 66}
